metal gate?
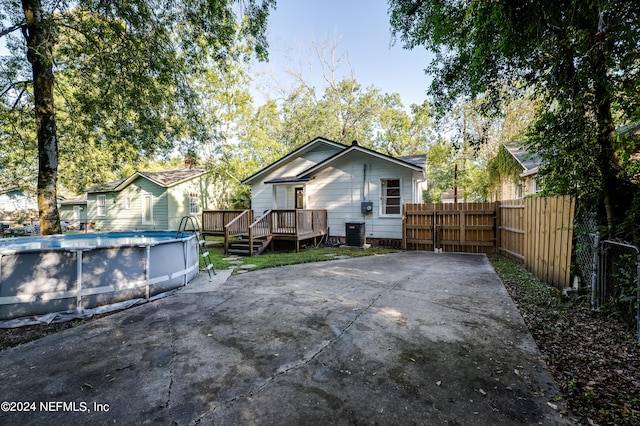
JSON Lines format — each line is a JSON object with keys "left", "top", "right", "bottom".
{"left": 592, "top": 238, "right": 640, "bottom": 342}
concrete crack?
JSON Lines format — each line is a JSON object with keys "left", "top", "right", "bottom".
{"left": 222, "top": 290, "right": 387, "bottom": 407}
{"left": 161, "top": 306, "right": 178, "bottom": 419}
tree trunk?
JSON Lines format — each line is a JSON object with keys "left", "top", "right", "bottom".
{"left": 592, "top": 19, "right": 627, "bottom": 237}
{"left": 22, "top": 0, "right": 61, "bottom": 235}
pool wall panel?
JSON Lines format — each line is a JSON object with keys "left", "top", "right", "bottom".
{"left": 0, "top": 231, "right": 198, "bottom": 321}
{"left": 0, "top": 251, "right": 78, "bottom": 319}
{"left": 81, "top": 247, "right": 147, "bottom": 309}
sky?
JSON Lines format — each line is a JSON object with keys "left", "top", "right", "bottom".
{"left": 0, "top": 1, "right": 434, "bottom": 108}
{"left": 251, "top": 0, "right": 434, "bottom": 108}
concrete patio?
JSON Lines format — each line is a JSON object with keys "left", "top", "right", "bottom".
{"left": 0, "top": 252, "right": 572, "bottom": 425}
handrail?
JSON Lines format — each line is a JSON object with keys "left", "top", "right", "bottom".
{"left": 249, "top": 210, "right": 272, "bottom": 255}
{"left": 202, "top": 209, "right": 248, "bottom": 234}
{"left": 224, "top": 210, "right": 254, "bottom": 253}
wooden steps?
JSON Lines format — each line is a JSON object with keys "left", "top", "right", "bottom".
{"left": 227, "top": 235, "right": 271, "bottom": 256}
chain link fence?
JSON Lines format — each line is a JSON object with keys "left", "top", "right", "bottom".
{"left": 573, "top": 208, "right": 640, "bottom": 342}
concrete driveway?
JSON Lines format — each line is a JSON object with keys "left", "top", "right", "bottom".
{"left": 0, "top": 252, "right": 572, "bottom": 425}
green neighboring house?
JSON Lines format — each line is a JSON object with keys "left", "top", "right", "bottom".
{"left": 84, "top": 168, "right": 215, "bottom": 231}
{"left": 59, "top": 194, "right": 88, "bottom": 229}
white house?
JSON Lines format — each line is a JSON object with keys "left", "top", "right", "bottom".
{"left": 0, "top": 186, "right": 37, "bottom": 213}
{"left": 241, "top": 137, "right": 427, "bottom": 243}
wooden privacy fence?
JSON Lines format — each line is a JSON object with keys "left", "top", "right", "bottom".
{"left": 498, "top": 195, "right": 576, "bottom": 289}
{"left": 402, "top": 195, "right": 576, "bottom": 289}
{"left": 403, "top": 202, "right": 497, "bottom": 254}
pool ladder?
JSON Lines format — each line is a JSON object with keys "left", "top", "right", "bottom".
{"left": 177, "top": 216, "right": 216, "bottom": 280}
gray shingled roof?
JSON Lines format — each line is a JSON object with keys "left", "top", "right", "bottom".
{"left": 398, "top": 154, "right": 427, "bottom": 170}
{"left": 503, "top": 142, "right": 542, "bottom": 172}
{"left": 86, "top": 168, "right": 206, "bottom": 193}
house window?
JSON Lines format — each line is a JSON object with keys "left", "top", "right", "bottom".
{"left": 73, "top": 205, "right": 82, "bottom": 221}
{"left": 97, "top": 195, "right": 106, "bottom": 217}
{"left": 295, "top": 187, "right": 304, "bottom": 209}
{"left": 516, "top": 182, "right": 524, "bottom": 199}
{"left": 531, "top": 178, "right": 541, "bottom": 194}
{"left": 189, "top": 193, "right": 200, "bottom": 214}
{"left": 124, "top": 196, "right": 132, "bottom": 210}
{"left": 381, "top": 179, "right": 401, "bottom": 215}
{"left": 142, "top": 194, "right": 153, "bottom": 225}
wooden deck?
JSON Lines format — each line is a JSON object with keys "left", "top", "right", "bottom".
{"left": 202, "top": 209, "right": 328, "bottom": 256}
{"left": 201, "top": 210, "right": 252, "bottom": 236}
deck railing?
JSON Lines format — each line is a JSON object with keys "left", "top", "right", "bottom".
{"left": 248, "top": 210, "right": 272, "bottom": 254}
{"left": 224, "top": 210, "right": 254, "bottom": 253}
{"left": 270, "top": 209, "right": 328, "bottom": 236}
{"left": 202, "top": 209, "right": 328, "bottom": 255}
{"left": 202, "top": 210, "right": 249, "bottom": 235}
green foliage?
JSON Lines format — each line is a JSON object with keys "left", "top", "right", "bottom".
{"left": 425, "top": 139, "right": 490, "bottom": 202}
{"left": 602, "top": 252, "right": 640, "bottom": 329}
{"left": 0, "top": 0, "right": 275, "bottom": 204}
{"left": 229, "top": 185, "right": 252, "bottom": 209}
{"left": 389, "top": 0, "right": 640, "bottom": 239}
{"left": 237, "top": 77, "right": 437, "bottom": 179}
{"left": 486, "top": 144, "right": 523, "bottom": 186}
{"left": 425, "top": 141, "right": 455, "bottom": 201}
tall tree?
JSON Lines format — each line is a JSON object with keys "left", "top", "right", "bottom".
{"left": 389, "top": 0, "right": 640, "bottom": 236}
{"left": 1, "top": 0, "right": 274, "bottom": 234}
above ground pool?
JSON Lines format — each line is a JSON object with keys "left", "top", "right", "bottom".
{"left": 0, "top": 230, "right": 199, "bottom": 321}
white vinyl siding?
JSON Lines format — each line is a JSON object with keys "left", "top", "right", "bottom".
{"left": 303, "top": 157, "right": 416, "bottom": 239}
{"left": 250, "top": 145, "right": 342, "bottom": 214}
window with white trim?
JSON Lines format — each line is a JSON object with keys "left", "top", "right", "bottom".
{"left": 142, "top": 194, "right": 153, "bottom": 225}
{"left": 516, "top": 182, "right": 524, "bottom": 199}
{"left": 531, "top": 178, "right": 541, "bottom": 194}
{"left": 189, "top": 193, "right": 200, "bottom": 214}
{"left": 124, "top": 196, "right": 132, "bottom": 210}
{"left": 381, "top": 178, "right": 401, "bottom": 215}
{"left": 97, "top": 195, "right": 106, "bottom": 216}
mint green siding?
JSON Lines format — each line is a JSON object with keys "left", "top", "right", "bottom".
{"left": 59, "top": 204, "right": 75, "bottom": 222}
{"left": 86, "top": 175, "right": 216, "bottom": 231}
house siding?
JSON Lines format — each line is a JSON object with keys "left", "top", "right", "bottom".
{"left": 86, "top": 174, "right": 218, "bottom": 231}
{"left": 0, "top": 190, "right": 37, "bottom": 213}
{"left": 251, "top": 147, "right": 341, "bottom": 213}
{"left": 491, "top": 175, "right": 538, "bottom": 201}
{"left": 305, "top": 156, "right": 420, "bottom": 240}
{"left": 87, "top": 179, "right": 166, "bottom": 230}
{"left": 166, "top": 179, "right": 207, "bottom": 229}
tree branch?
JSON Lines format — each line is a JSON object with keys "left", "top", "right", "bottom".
{"left": 1, "top": 80, "right": 31, "bottom": 100}
{"left": 0, "top": 22, "right": 25, "bottom": 38}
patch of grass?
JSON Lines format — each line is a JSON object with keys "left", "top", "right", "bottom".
{"left": 202, "top": 236, "right": 397, "bottom": 273}
{"left": 229, "top": 246, "right": 396, "bottom": 271}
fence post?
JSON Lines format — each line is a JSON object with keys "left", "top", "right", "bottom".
{"left": 495, "top": 201, "right": 501, "bottom": 254}
{"left": 636, "top": 252, "right": 640, "bottom": 343}
{"left": 590, "top": 232, "right": 600, "bottom": 307}
{"left": 402, "top": 205, "right": 407, "bottom": 250}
